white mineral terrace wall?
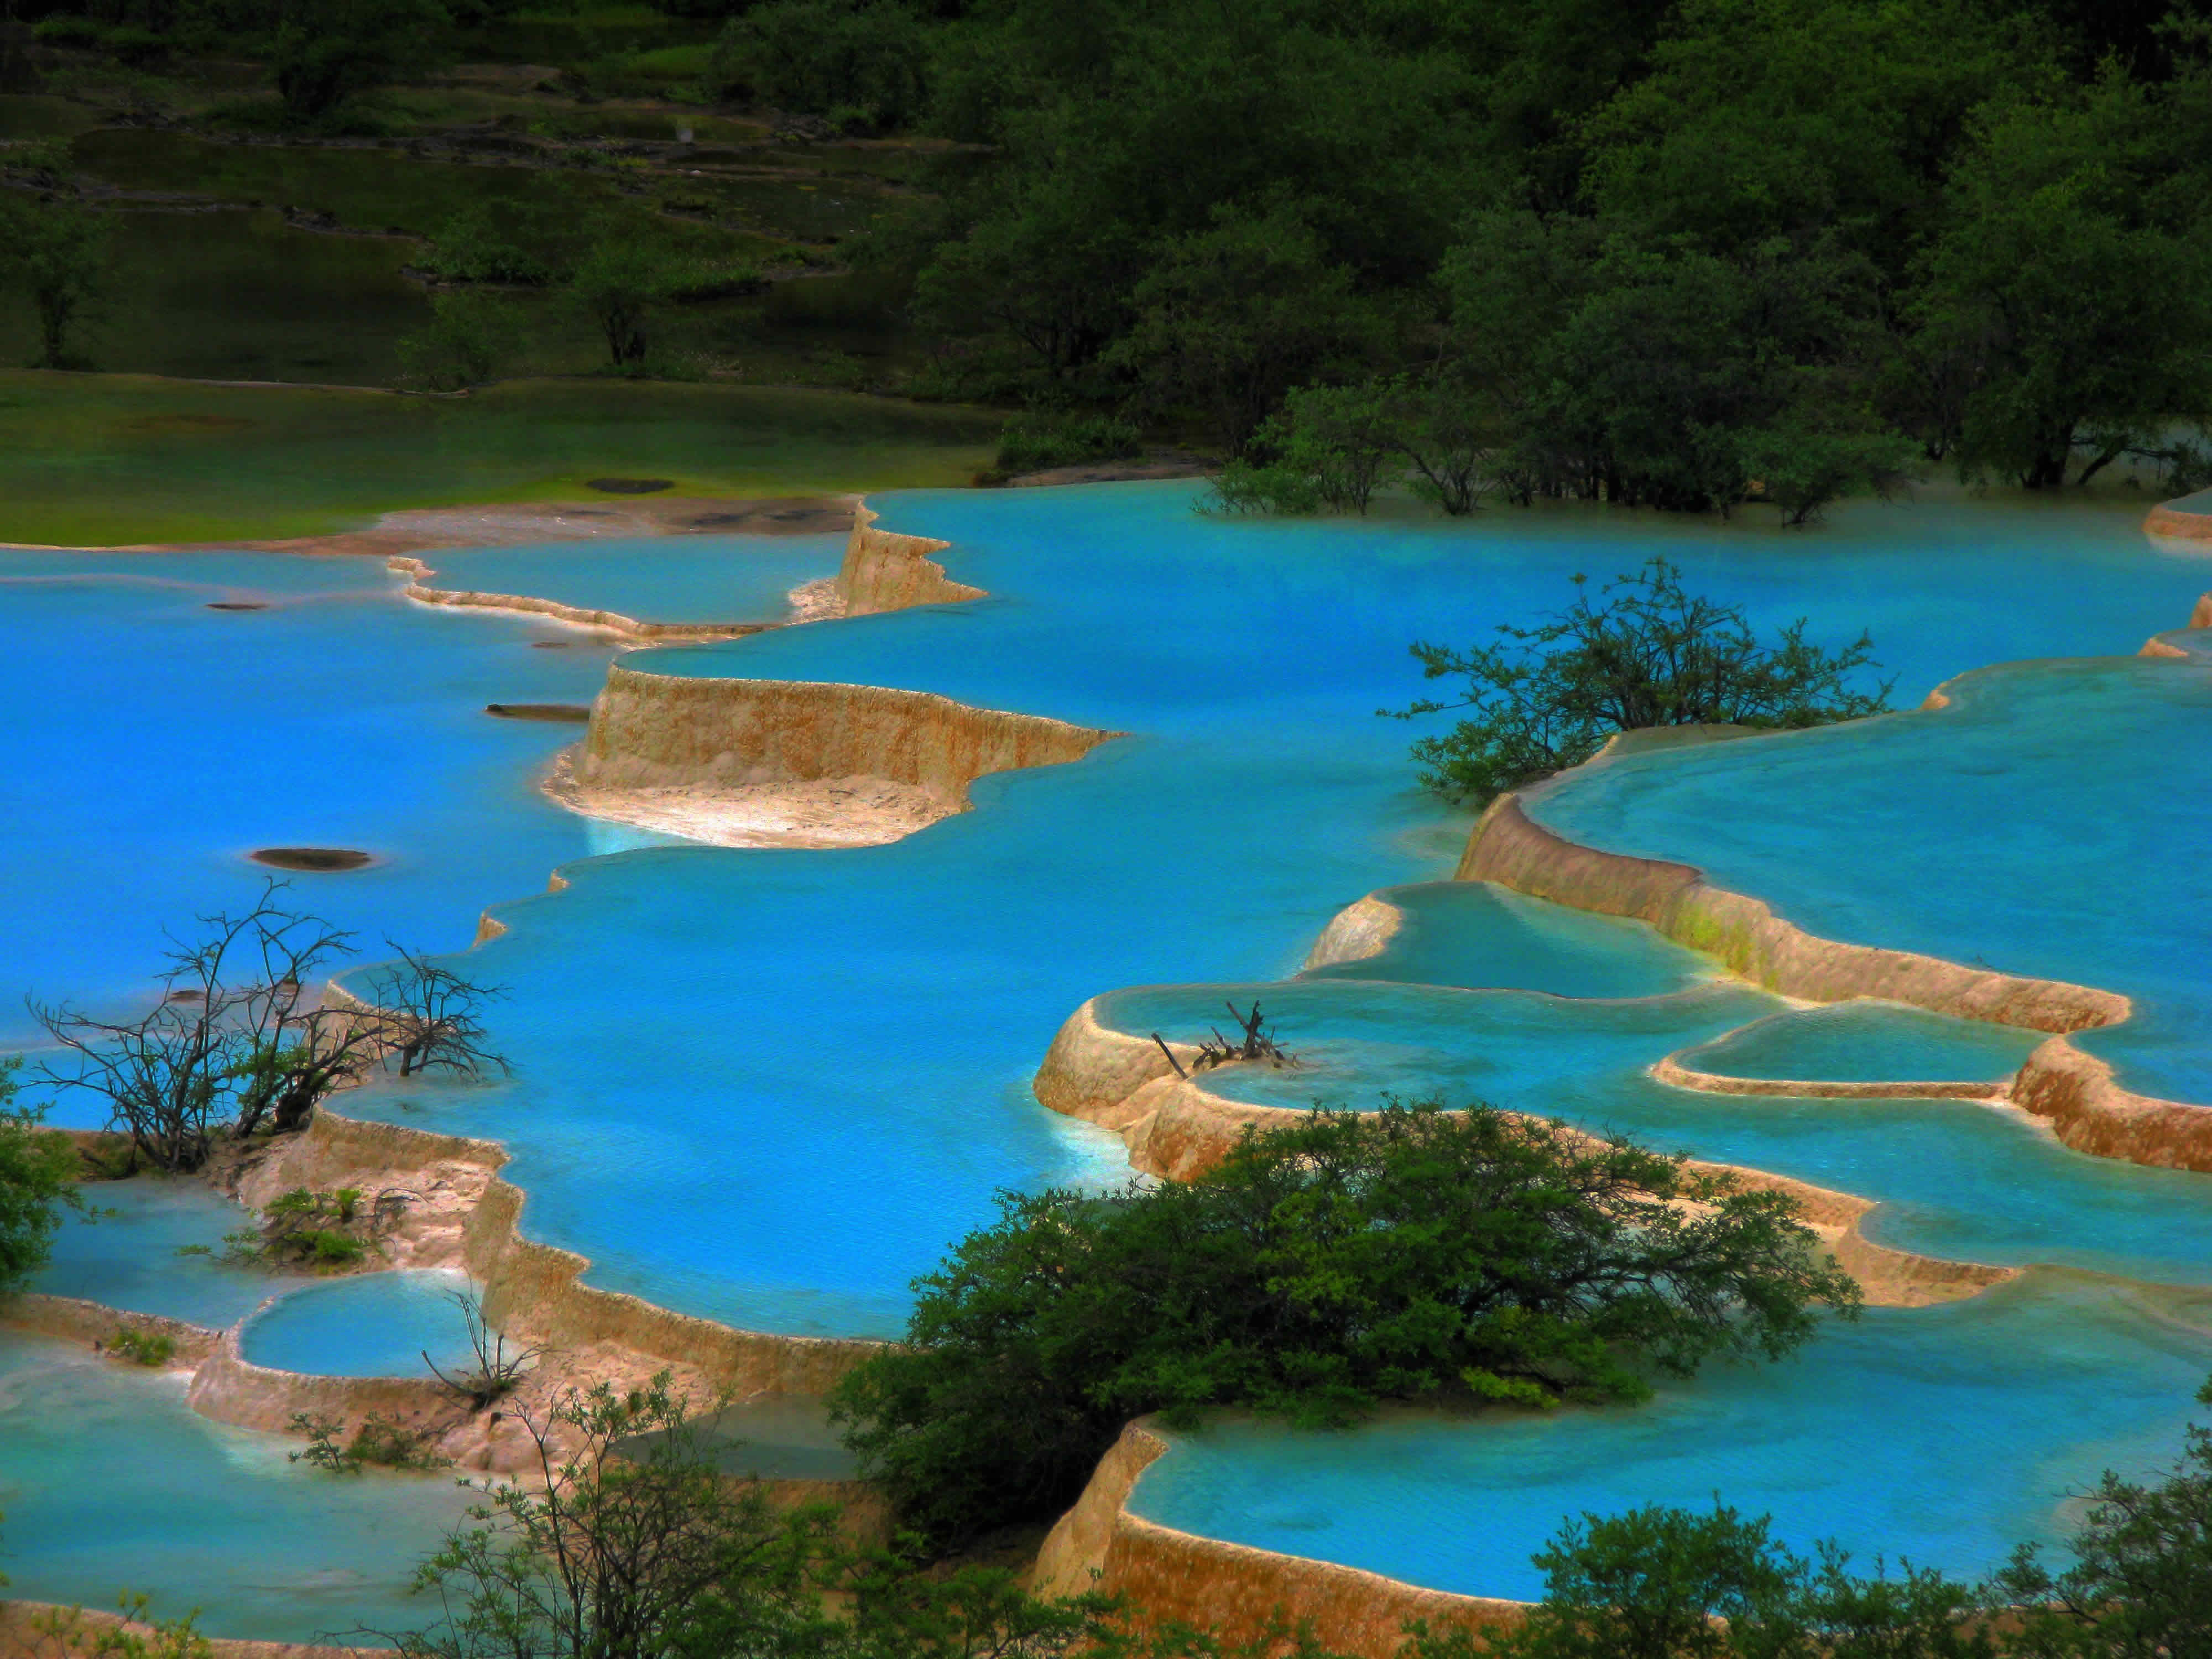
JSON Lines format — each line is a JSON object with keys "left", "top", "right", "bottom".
{"left": 837, "top": 506, "right": 986, "bottom": 614}
{"left": 574, "top": 665, "right": 1117, "bottom": 808}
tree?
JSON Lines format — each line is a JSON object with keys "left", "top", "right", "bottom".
{"left": 1738, "top": 417, "right": 1914, "bottom": 527}
{"left": 1237, "top": 381, "right": 1401, "bottom": 515}
{"left": 28, "top": 887, "right": 507, "bottom": 1172}
{"left": 270, "top": 0, "right": 450, "bottom": 127}
{"left": 832, "top": 1100, "right": 1859, "bottom": 1548}
{"left": 0, "top": 1059, "right": 82, "bottom": 1295}
{"left": 392, "top": 1371, "right": 1126, "bottom": 1659}
{"left": 709, "top": 0, "right": 930, "bottom": 134}
{"left": 1109, "top": 199, "right": 1385, "bottom": 456}
{"left": 1475, "top": 1504, "right": 1808, "bottom": 1659}
{"left": 1389, "top": 559, "right": 1892, "bottom": 802}
{"left": 567, "top": 236, "right": 669, "bottom": 370}
{"left": 1, "top": 195, "right": 110, "bottom": 371}
{"left": 1406, "top": 1503, "right": 1992, "bottom": 1659}
{"left": 1392, "top": 370, "right": 1503, "bottom": 516}
{"left": 1911, "top": 75, "right": 2212, "bottom": 487}
{"left": 910, "top": 169, "right": 1142, "bottom": 390}
{"left": 357, "top": 945, "right": 508, "bottom": 1081}
{"left": 397, "top": 290, "right": 520, "bottom": 392}
{"left": 393, "top": 1374, "right": 837, "bottom": 1659}
{"left": 1992, "top": 1376, "right": 2212, "bottom": 1659}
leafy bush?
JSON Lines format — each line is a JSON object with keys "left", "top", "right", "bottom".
{"left": 30, "top": 14, "right": 102, "bottom": 47}
{"left": 397, "top": 289, "right": 521, "bottom": 392}
{"left": 832, "top": 1100, "right": 1859, "bottom": 1547}
{"left": 708, "top": 1, "right": 929, "bottom": 134}
{"left": 100, "top": 25, "right": 170, "bottom": 65}
{"left": 416, "top": 207, "right": 552, "bottom": 286}
{"left": 994, "top": 413, "right": 1142, "bottom": 474}
{"left": 107, "top": 1327, "right": 176, "bottom": 1367}
{"left": 664, "top": 259, "right": 766, "bottom": 301}
{"left": 351, "top": 1412, "right": 451, "bottom": 1470}
{"left": 0, "top": 1059, "right": 81, "bottom": 1295}
{"left": 395, "top": 1374, "right": 839, "bottom": 1658}
{"left": 1995, "top": 1375, "right": 2212, "bottom": 1659}
{"left": 1389, "top": 559, "right": 1893, "bottom": 802}
{"left": 288, "top": 1411, "right": 362, "bottom": 1474}
{"left": 1205, "top": 459, "right": 1322, "bottom": 515}
{"left": 1410, "top": 1501, "right": 1992, "bottom": 1659}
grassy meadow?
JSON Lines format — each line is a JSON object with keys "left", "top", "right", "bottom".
{"left": 0, "top": 373, "right": 998, "bottom": 544}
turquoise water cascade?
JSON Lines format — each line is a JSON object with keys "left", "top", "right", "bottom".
{"left": 4, "top": 484, "right": 2212, "bottom": 1631}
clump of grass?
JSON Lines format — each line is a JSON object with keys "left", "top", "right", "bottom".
{"left": 288, "top": 1410, "right": 451, "bottom": 1473}
{"left": 107, "top": 1327, "right": 176, "bottom": 1367}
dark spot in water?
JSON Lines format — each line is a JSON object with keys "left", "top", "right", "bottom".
{"left": 530, "top": 639, "right": 581, "bottom": 649}
{"left": 206, "top": 601, "right": 268, "bottom": 612}
{"left": 249, "top": 847, "right": 374, "bottom": 872}
{"left": 485, "top": 702, "right": 591, "bottom": 723}
{"left": 587, "top": 476, "right": 675, "bottom": 494}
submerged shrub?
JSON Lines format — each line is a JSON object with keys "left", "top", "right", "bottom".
{"left": 1389, "top": 559, "right": 1893, "bottom": 802}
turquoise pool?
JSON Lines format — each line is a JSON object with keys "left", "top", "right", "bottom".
{"left": 6, "top": 485, "right": 2212, "bottom": 1626}
{"left": 239, "top": 1268, "right": 478, "bottom": 1378}
{"left": 0, "top": 1329, "right": 472, "bottom": 1642}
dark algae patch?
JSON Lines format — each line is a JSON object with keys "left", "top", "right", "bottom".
{"left": 249, "top": 847, "right": 375, "bottom": 872}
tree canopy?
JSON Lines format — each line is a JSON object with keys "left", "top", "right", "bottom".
{"left": 1391, "top": 560, "right": 1892, "bottom": 802}
{"left": 0, "top": 1060, "right": 82, "bottom": 1296}
{"left": 832, "top": 1100, "right": 1860, "bottom": 1548}
{"left": 829, "top": 0, "right": 2212, "bottom": 510}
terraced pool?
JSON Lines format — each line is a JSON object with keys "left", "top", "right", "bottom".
{"left": 5, "top": 483, "right": 2212, "bottom": 1635}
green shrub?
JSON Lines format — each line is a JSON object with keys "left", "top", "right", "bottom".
{"left": 30, "top": 15, "right": 102, "bottom": 48}
{"left": 1204, "top": 458, "right": 1323, "bottom": 515}
{"left": 994, "top": 413, "right": 1141, "bottom": 474}
{"left": 665, "top": 260, "right": 766, "bottom": 301}
{"left": 108, "top": 1327, "right": 176, "bottom": 1368}
{"left": 708, "top": 0, "right": 928, "bottom": 133}
{"left": 833, "top": 1100, "right": 1860, "bottom": 1547}
{"left": 301, "top": 1228, "right": 367, "bottom": 1266}
{"left": 1389, "top": 559, "right": 1892, "bottom": 803}
{"left": 288, "top": 1411, "right": 361, "bottom": 1474}
{"left": 0, "top": 1060, "right": 81, "bottom": 1295}
{"left": 350, "top": 1412, "right": 451, "bottom": 1469}
{"left": 416, "top": 206, "right": 552, "bottom": 286}
{"left": 99, "top": 25, "right": 170, "bottom": 65}
{"left": 398, "top": 290, "right": 520, "bottom": 391}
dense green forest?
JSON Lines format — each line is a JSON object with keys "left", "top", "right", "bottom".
{"left": 5, "top": 0, "right": 2212, "bottom": 511}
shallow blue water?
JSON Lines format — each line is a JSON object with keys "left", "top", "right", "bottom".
{"left": 32, "top": 1176, "right": 294, "bottom": 1328}
{"left": 240, "top": 1268, "right": 478, "bottom": 1377}
{"left": 0, "top": 549, "right": 613, "bottom": 1051}
{"left": 333, "top": 488, "right": 2212, "bottom": 1341}
{"left": 1092, "top": 978, "right": 2212, "bottom": 1287}
{"left": 1673, "top": 1001, "right": 2046, "bottom": 1083}
{"left": 1303, "top": 881, "right": 1717, "bottom": 998}
{"left": 403, "top": 533, "right": 843, "bottom": 625}
{"left": 1131, "top": 1272, "right": 2212, "bottom": 1600}
{"left": 6, "top": 488, "right": 2212, "bottom": 1620}
{"left": 1531, "top": 655, "right": 2212, "bottom": 1104}
{"left": 0, "top": 1329, "right": 471, "bottom": 1642}
{"left": 640, "top": 1395, "right": 863, "bottom": 1480}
